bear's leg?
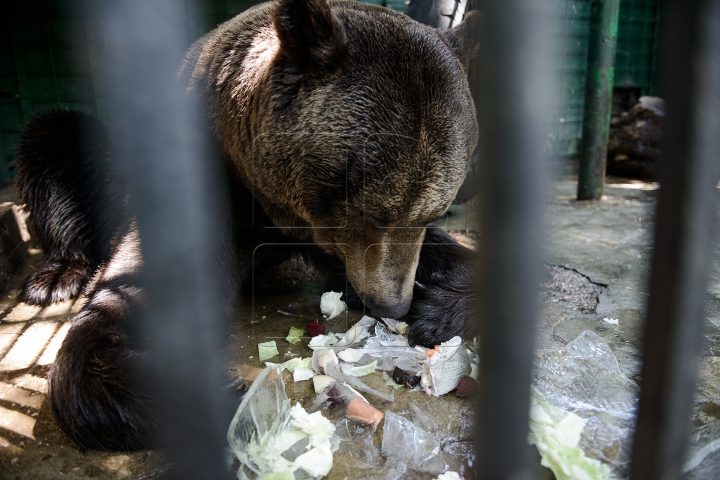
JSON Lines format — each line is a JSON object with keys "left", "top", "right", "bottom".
{"left": 49, "top": 224, "right": 245, "bottom": 451}
{"left": 15, "top": 110, "right": 123, "bottom": 306}
{"left": 405, "top": 226, "right": 477, "bottom": 347}
{"left": 47, "top": 225, "right": 156, "bottom": 451}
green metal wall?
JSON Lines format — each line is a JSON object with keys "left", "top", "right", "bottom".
{"left": 0, "top": 0, "right": 658, "bottom": 181}
{"left": 554, "top": 0, "right": 659, "bottom": 157}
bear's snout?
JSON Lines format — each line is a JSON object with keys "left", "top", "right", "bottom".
{"left": 365, "top": 296, "right": 412, "bottom": 319}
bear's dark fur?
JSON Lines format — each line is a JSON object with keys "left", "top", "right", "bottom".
{"left": 15, "top": 0, "right": 480, "bottom": 451}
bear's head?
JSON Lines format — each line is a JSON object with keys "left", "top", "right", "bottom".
{"left": 206, "top": 0, "right": 480, "bottom": 319}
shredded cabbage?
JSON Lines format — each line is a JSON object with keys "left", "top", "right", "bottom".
{"left": 286, "top": 326, "right": 305, "bottom": 344}
{"left": 340, "top": 360, "right": 377, "bottom": 377}
{"left": 258, "top": 341, "right": 279, "bottom": 361}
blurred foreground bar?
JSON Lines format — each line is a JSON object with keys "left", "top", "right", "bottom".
{"left": 631, "top": 0, "right": 720, "bottom": 478}
{"left": 86, "top": 0, "right": 229, "bottom": 477}
{"left": 474, "top": 0, "right": 557, "bottom": 478}
{"left": 632, "top": 0, "right": 720, "bottom": 480}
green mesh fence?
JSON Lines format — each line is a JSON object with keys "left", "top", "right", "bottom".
{"left": 0, "top": 0, "right": 659, "bottom": 180}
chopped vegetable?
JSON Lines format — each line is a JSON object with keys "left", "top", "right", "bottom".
{"left": 258, "top": 341, "right": 279, "bottom": 361}
{"left": 308, "top": 333, "right": 337, "bottom": 350}
{"left": 293, "top": 367, "right": 315, "bottom": 382}
{"left": 312, "top": 375, "right": 336, "bottom": 393}
{"left": 306, "top": 320, "right": 325, "bottom": 337}
{"left": 385, "top": 375, "right": 403, "bottom": 389}
{"left": 337, "top": 348, "right": 363, "bottom": 363}
{"left": 312, "top": 348, "right": 339, "bottom": 374}
{"left": 346, "top": 397, "right": 384, "bottom": 430}
{"left": 528, "top": 388, "right": 611, "bottom": 480}
{"left": 320, "top": 291, "right": 346, "bottom": 320}
{"left": 333, "top": 322, "right": 371, "bottom": 349}
{"left": 340, "top": 360, "right": 377, "bottom": 377}
{"left": 286, "top": 327, "right": 305, "bottom": 344}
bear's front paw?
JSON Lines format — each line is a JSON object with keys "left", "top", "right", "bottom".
{"left": 20, "top": 259, "right": 93, "bottom": 306}
{"left": 405, "top": 281, "right": 476, "bottom": 348}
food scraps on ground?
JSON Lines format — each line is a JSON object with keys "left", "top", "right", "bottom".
{"left": 421, "top": 336, "right": 471, "bottom": 396}
{"left": 337, "top": 348, "right": 364, "bottom": 363}
{"left": 313, "top": 375, "right": 336, "bottom": 393}
{"left": 286, "top": 326, "right": 305, "bottom": 344}
{"left": 306, "top": 320, "right": 325, "bottom": 337}
{"left": 320, "top": 291, "right": 347, "bottom": 320}
{"left": 340, "top": 360, "right": 377, "bottom": 377}
{"left": 392, "top": 366, "right": 421, "bottom": 388}
{"left": 257, "top": 341, "right": 279, "bottom": 361}
{"left": 346, "top": 397, "right": 384, "bottom": 431}
{"left": 455, "top": 375, "right": 479, "bottom": 398}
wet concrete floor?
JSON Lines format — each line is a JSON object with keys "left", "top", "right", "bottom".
{"left": 0, "top": 176, "right": 718, "bottom": 479}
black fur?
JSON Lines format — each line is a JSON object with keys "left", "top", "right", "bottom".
{"left": 15, "top": 109, "right": 123, "bottom": 306}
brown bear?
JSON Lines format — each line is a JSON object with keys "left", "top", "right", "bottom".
{"left": 15, "top": 0, "right": 480, "bottom": 451}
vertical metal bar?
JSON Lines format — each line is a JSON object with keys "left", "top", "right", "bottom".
{"left": 474, "top": 0, "right": 557, "bottom": 478}
{"left": 86, "top": 0, "right": 229, "bottom": 476}
{"left": 577, "top": 0, "right": 620, "bottom": 200}
{"left": 630, "top": 0, "right": 720, "bottom": 478}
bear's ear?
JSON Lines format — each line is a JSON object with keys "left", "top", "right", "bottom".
{"left": 441, "top": 11, "right": 482, "bottom": 66}
{"left": 272, "top": 0, "right": 346, "bottom": 70}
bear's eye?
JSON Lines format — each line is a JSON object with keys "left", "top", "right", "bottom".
{"left": 366, "top": 215, "right": 393, "bottom": 229}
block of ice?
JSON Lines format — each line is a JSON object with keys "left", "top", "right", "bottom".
{"left": 227, "top": 367, "right": 338, "bottom": 479}
{"left": 382, "top": 411, "right": 440, "bottom": 468}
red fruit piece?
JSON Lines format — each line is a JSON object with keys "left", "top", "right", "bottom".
{"left": 455, "top": 375, "right": 479, "bottom": 398}
{"left": 306, "top": 320, "right": 325, "bottom": 337}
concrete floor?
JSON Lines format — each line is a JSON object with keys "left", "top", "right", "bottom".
{"left": 0, "top": 176, "right": 718, "bottom": 479}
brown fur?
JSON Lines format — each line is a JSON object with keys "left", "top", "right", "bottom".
{"left": 182, "top": 0, "right": 479, "bottom": 316}
{"left": 16, "top": 0, "right": 481, "bottom": 451}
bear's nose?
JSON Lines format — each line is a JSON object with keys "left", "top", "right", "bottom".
{"left": 365, "top": 297, "right": 411, "bottom": 319}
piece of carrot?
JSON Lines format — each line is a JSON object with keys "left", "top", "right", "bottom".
{"left": 347, "top": 397, "right": 384, "bottom": 431}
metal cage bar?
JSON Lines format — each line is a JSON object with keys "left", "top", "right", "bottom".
{"left": 474, "top": 0, "right": 558, "bottom": 478}
{"left": 85, "top": 0, "right": 231, "bottom": 477}
{"left": 630, "top": 0, "right": 720, "bottom": 478}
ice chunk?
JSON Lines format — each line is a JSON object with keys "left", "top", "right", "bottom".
{"left": 323, "top": 362, "right": 394, "bottom": 402}
{"left": 258, "top": 341, "right": 279, "bottom": 361}
{"left": 382, "top": 411, "right": 440, "bottom": 467}
{"left": 533, "top": 330, "right": 638, "bottom": 420}
{"left": 320, "top": 291, "right": 346, "bottom": 320}
{"left": 533, "top": 330, "right": 639, "bottom": 477}
{"left": 227, "top": 367, "right": 338, "bottom": 479}
{"left": 357, "top": 324, "right": 426, "bottom": 368}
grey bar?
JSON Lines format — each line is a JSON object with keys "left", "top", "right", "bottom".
{"left": 630, "top": 0, "right": 720, "bottom": 478}
{"left": 87, "top": 0, "right": 229, "bottom": 477}
{"left": 474, "top": 0, "right": 557, "bottom": 478}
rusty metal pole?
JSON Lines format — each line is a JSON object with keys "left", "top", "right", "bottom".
{"left": 474, "top": 0, "right": 557, "bottom": 478}
{"left": 577, "top": 0, "right": 620, "bottom": 200}
{"left": 630, "top": 0, "right": 720, "bottom": 478}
